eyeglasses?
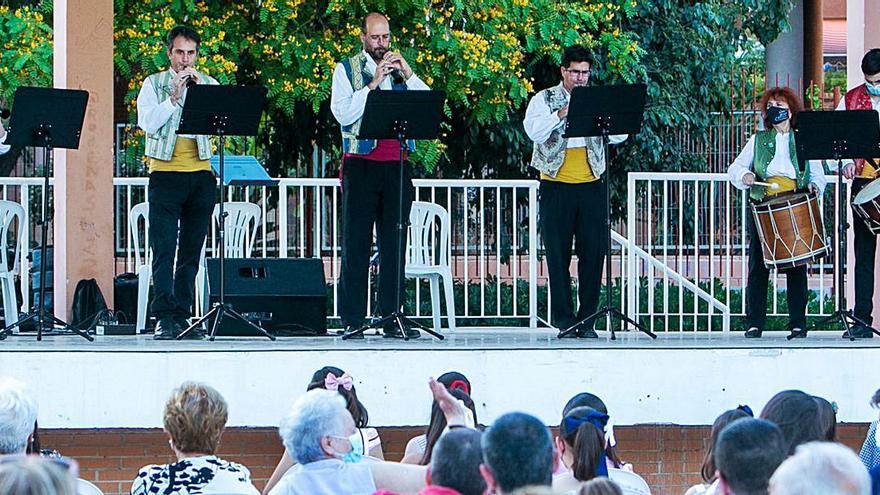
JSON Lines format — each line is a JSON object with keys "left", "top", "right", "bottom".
{"left": 565, "top": 69, "right": 592, "bottom": 77}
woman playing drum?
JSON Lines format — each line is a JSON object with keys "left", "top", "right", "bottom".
{"left": 727, "top": 87, "right": 828, "bottom": 339}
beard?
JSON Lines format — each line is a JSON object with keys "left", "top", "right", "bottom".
{"left": 366, "top": 45, "right": 388, "bottom": 61}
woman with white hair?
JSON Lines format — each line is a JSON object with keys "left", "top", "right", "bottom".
{"left": 269, "top": 379, "right": 465, "bottom": 495}
{"left": 0, "top": 377, "right": 38, "bottom": 456}
{"left": 769, "top": 441, "right": 871, "bottom": 495}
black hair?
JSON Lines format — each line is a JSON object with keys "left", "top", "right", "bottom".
{"left": 813, "top": 396, "right": 837, "bottom": 441}
{"left": 482, "top": 412, "right": 554, "bottom": 492}
{"left": 562, "top": 393, "right": 624, "bottom": 468}
{"left": 715, "top": 418, "right": 787, "bottom": 495}
{"left": 306, "top": 366, "right": 370, "bottom": 428}
{"left": 701, "top": 408, "right": 752, "bottom": 482}
{"left": 759, "top": 390, "right": 824, "bottom": 456}
{"left": 437, "top": 371, "right": 472, "bottom": 396}
{"left": 561, "top": 45, "right": 594, "bottom": 69}
{"left": 559, "top": 406, "right": 606, "bottom": 483}
{"left": 862, "top": 48, "right": 880, "bottom": 76}
{"left": 430, "top": 428, "right": 486, "bottom": 495}
{"left": 420, "top": 388, "right": 478, "bottom": 465}
{"left": 166, "top": 25, "right": 201, "bottom": 51}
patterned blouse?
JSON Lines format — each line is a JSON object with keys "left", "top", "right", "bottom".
{"left": 130, "top": 455, "right": 260, "bottom": 495}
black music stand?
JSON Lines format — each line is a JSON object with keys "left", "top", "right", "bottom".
{"left": 557, "top": 84, "right": 656, "bottom": 340}
{"left": 341, "top": 90, "right": 446, "bottom": 341}
{"left": 173, "top": 85, "right": 275, "bottom": 341}
{"left": 0, "top": 87, "right": 92, "bottom": 342}
{"left": 796, "top": 109, "right": 880, "bottom": 341}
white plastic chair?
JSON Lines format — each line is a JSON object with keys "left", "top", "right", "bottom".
{"left": 196, "top": 201, "right": 261, "bottom": 314}
{"left": 406, "top": 201, "right": 456, "bottom": 332}
{"left": 77, "top": 478, "right": 105, "bottom": 495}
{"left": 129, "top": 202, "right": 152, "bottom": 333}
{"left": 0, "top": 201, "right": 25, "bottom": 326}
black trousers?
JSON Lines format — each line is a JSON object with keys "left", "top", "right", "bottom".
{"left": 852, "top": 177, "right": 876, "bottom": 325}
{"left": 746, "top": 208, "right": 808, "bottom": 330}
{"left": 148, "top": 171, "right": 216, "bottom": 319}
{"left": 539, "top": 180, "right": 607, "bottom": 328}
{"left": 338, "top": 157, "right": 414, "bottom": 327}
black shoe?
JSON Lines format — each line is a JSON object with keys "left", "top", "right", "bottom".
{"left": 787, "top": 328, "right": 808, "bottom": 339}
{"left": 555, "top": 320, "right": 579, "bottom": 338}
{"left": 575, "top": 320, "right": 599, "bottom": 338}
{"left": 341, "top": 325, "right": 365, "bottom": 339}
{"left": 178, "top": 322, "right": 206, "bottom": 340}
{"left": 383, "top": 324, "right": 421, "bottom": 339}
{"left": 744, "top": 327, "right": 763, "bottom": 338}
{"left": 153, "top": 317, "right": 180, "bottom": 340}
{"left": 845, "top": 325, "right": 875, "bottom": 339}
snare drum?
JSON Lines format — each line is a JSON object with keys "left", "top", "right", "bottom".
{"left": 852, "top": 178, "right": 880, "bottom": 234}
{"left": 751, "top": 191, "right": 830, "bottom": 269}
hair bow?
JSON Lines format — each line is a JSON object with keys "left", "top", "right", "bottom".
{"left": 324, "top": 372, "right": 353, "bottom": 392}
{"left": 564, "top": 409, "right": 610, "bottom": 478}
{"left": 449, "top": 379, "right": 470, "bottom": 395}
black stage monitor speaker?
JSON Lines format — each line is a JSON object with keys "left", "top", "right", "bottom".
{"left": 206, "top": 258, "right": 327, "bottom": 336}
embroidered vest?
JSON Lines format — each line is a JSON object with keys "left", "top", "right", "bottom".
{"left": 340, "top": 52, "right": 415, "bottom": 155}
{"left": 750, "top": 129, "right": 810, "bottom": 201}
{"left": 144, "top": 69, "right": 216, "bottom": 162}
{"left": 528, "top": 83, "right": 606, "bottom": 179}
{"left": 844, "top": 84, "right": 880, "bottom": 175}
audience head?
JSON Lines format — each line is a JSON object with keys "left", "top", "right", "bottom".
{"left": 715, "top": 418, "right": 786, "bottom": 495}
{"left": 0, "top": 456, "right": 76, "bottom": 495}
{"left": 701, "top": 407, "right": 753, "bottom": 482}
{"left": 481, "top": 412, "right": 554, "bottom": 494}
{"left": 759, "top": 390, "right": 824, "bottom": 456}
{"left": 428, "top": 427, "right": 486, "bottom": 495}
{"left": 0, "top": 377, "right": 38, "bottom": 455}
{"left": 578, "top": 477, "right": 624, "bottom": 495}
{"left": 769, "top": 441, "right": 870, "bottom": 495}
{"left": 163, "top": 382, "right": 228, "bottom": 456}
{"left": 557, "top": 406, "right": 607, "bottom": 482}
{"left": 861, "top": 48, "right": 880, "bottom": 78}
{"left": 280, "top": 389, "right": 355, "bottom": 465}
{"left": 562, "top": 392, "right": 625, "bottom": 468}
{"left": 307, "top": 366, "right": 370, "bottom": 428}
{"left": 421, "top": 388, "right": 478, "bottom": 465}
{"left": 813, "top": 396, "right": 837, "bottom": 441}
{"left": 437, "top": 371, "right": 472, "bottom": 396}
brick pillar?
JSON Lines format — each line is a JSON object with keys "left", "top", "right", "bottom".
{"left": 53, "top": 0, "right": 115, "bottom": 319}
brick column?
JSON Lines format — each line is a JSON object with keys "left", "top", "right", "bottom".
{"left": 53, "top": 0, "right": 114, "bottom": 319}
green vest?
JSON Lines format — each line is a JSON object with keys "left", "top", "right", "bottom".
{"left": 144, "top": 69, "right": 216, "bottom": 162}
{"left": 750, "top": 129, "right": 809, "bottom": 201}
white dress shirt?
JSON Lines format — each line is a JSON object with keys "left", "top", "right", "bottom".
{"left": 523, "top": 84, "right": 627, "bottom": 147}
{"left": 136, "top": 69, "right": 197, "bottom": 139}
{"left": 825, "top": 94, "right": 880, "bottom": 171}
{"left": 330, "top": 51, "right": 430, "bottom": 126}
{"left": 0, "top": 129, "right": 9, "bottom": 155}
{"left": 727, "top": 131, "right": 827, "bottom": 194}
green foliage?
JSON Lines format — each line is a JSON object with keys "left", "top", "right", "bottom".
{"left": 0, "top": 2, "right": 53, "bottom": 104}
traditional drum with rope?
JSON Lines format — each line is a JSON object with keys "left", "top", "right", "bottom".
{"left": 751, "top": 191, "right": 830, "bottom": 269}
{"left": 853, "top": 177, "right": 880, "bottom": 235}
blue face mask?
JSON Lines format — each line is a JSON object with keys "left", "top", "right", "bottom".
{"left": 867, "top": 82, "right": 880, "bottom": 96}
{"left": 332, "top": 432, "right": 363, "bottom": 463}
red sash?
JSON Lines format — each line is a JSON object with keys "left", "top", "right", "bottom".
{"left": 845, "top": 85, "right": 876, "bottom": 175}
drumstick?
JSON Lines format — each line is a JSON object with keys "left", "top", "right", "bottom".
{"left": 753, "top": 181, "right": 780, "bottom": 190}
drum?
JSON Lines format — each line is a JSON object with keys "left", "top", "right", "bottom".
{"left": 852, "top": 178, "right": 880, "bottom": 234}
{"left": 751, "top": 191, "right": 830, "bottom": 269}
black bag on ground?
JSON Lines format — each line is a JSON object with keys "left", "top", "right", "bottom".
{"left": 70, "top": 278, "right": 108, "bottom": 330}
{"left": 113, "top": 273, "right": 139, "bottom": 325}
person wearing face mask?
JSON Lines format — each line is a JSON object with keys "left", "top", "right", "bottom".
{"left": 727, "top": 87, "right": 827, "bottom": 339}
{"left": 832, "top": 48, "right": 880, "bottom": 339}
{"left": 523, "top": 44, "right": 627, "bottom": 338}
{"left": 331, "top": 12, "right": 431, "bottom": 340}
{"left": 269, "top": 379, "right": 470, "bottom": 495}
{"left": 136, "top": 25, "right": 220, "bottom": 341}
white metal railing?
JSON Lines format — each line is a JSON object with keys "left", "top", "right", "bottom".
{"left": 627, "top": 172, "right": 841, "bottom": 332}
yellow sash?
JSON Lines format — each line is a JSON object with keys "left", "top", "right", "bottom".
{"left": 148, "top": 137, "right": 211, "bottom": 173}
{"left": 765, "top": 176, "right": 797, "bottom": 196}
{"left": 540, "top": 147, "right": 598, "bottom": 183}
{"left": 858, "top": 161, "right": 879, "bottom": 180}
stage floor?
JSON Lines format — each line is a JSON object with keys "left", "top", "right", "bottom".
{"left": 2, "top": 328, "right": 879, "bottom": 429}
{"left": 2, "top": 328, "right": 879, "bottom": 351}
